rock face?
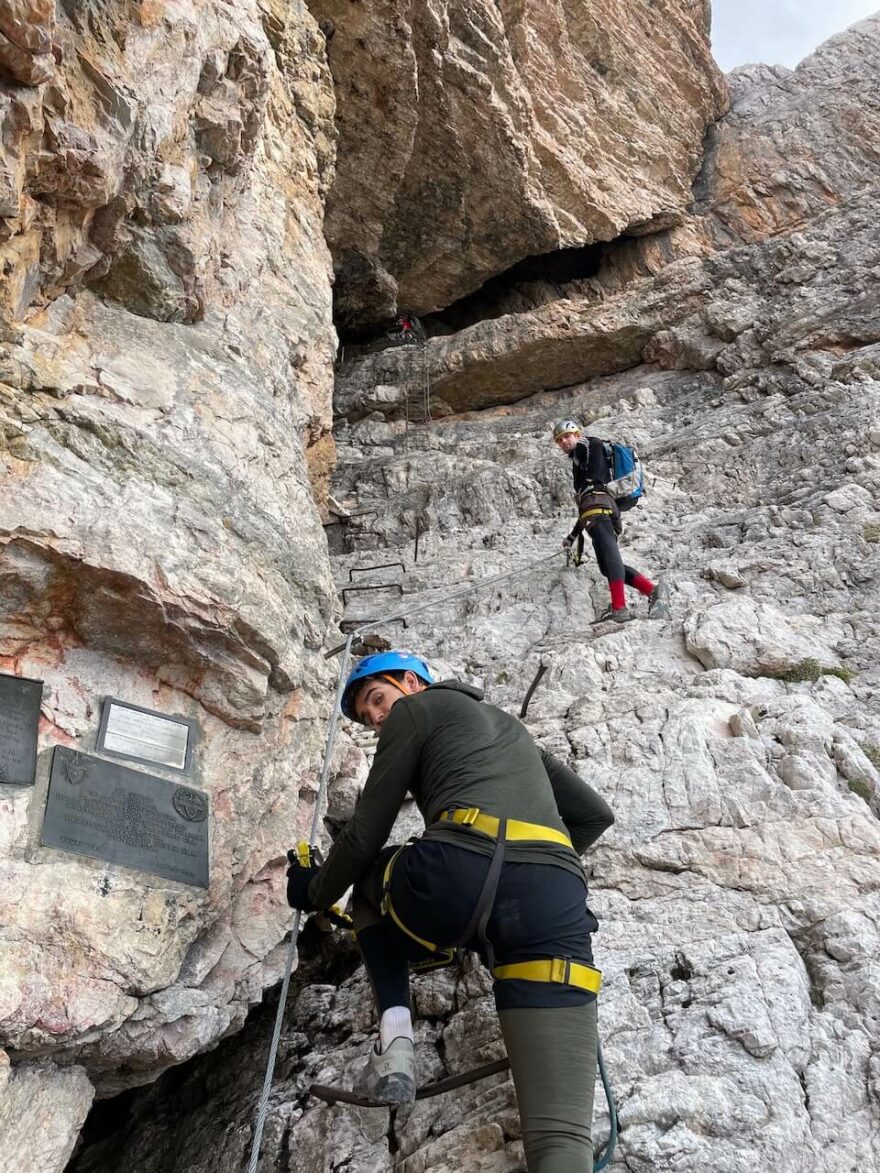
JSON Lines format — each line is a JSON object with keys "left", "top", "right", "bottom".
{"left": 5, "top": 8, "right": 880, "bottom": 1173}
{"left": 0, "top": 1053, "right": 94, "bottom": 1172}
{"left": 0, "top": 0, "right": 341, "bottom": 1128}
{"left": 73, "top": 364, "right": 880, "bottom": 1172}
{"left": 0, "top": 0, "right": 335, "bottom": 326}
{"left": 70, "top": 19, "right": 880, "bottom": 1173}
{"left": 314, "top": 0, "right": 726, "bottom": 330}
{"left": 336, "top": 15, "right": 880, "bottom": 416}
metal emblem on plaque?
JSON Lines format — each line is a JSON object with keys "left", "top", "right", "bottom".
{"left": 172, "top": 787, "right": 208, "bottom": 822}
{"left": 42, "top": 746, "right": 210, "bottom": 888}
{"left": 0, "top": 672, "right": 43, "bottom": 788}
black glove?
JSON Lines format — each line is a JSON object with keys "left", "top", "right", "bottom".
{"left": 562, "top": 535, "right": 574, "bottom": 550}
{"left": 286, "top": 849, "right": 321, "bottom": 911}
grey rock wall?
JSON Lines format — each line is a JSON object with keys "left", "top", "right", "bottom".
{"left": 3, "top": 7, "right": 880, "bottom": 1173}
{"left": 0, "top": 0, "right": 341, "bottom": 1139}
{"left": 72, "top": 354, "right": 880, "bottom": 1173}
{"left": 81, "top": 17, "right": 879, "bottom": 1171}
{"left": 313, "top": 0, "right": 726, "bottom": 330}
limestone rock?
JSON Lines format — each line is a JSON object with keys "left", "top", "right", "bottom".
{"left": 11, "top": 9, "right": 880, "bottom": 1173}
{"left": 78, "top": 349, "right": 880, "bottom": 1172}
{"left": 683, "top": 598, "right": 843, "bottom": 676}
{"left": 695, "top": 17, "right": 880, "bottom": 246}
{"left": 0, "top": 0, "right": 336, "bottom": 327}
{"left": 0, "top": 1056, "right": 94, "bottom": 1172}
{"left": 334, "top": 16, "right": 880, "bottom": 416}
{"left": 0, "top": 1, "right": 55, "bottom": 86}
{"left": 0, "top": 0, "right": 341, "bottom": 1121}
{"left": 315, "top": 0, "right": 726, "bottom": 329}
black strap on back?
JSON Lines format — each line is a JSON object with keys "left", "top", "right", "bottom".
{"left": 452, "top": 818, "right": 507, "bottom": 970}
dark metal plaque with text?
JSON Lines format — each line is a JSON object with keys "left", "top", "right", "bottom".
{"left": 0, "top": 672, "right": 42, "bottom": 787}
{"left": 42, "top": 747, "right": 209, "bottom": 888}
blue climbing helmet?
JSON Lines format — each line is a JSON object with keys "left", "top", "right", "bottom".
{"left": 341, "top": 651, "right": 435, "bottom": 722}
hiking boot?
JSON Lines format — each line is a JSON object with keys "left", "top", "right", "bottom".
{"left": 648, "top": 579, "right": 669, "bottom": 618}
{"left": 592, "top": 606, "right": 632, "bottom": 625}
{"left": 353, "top": 1037, "right": 416, "bottom": 1104}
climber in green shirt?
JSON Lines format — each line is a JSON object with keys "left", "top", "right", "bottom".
{"left": 287, "top": 650, "right": 614, "bottom": 1172}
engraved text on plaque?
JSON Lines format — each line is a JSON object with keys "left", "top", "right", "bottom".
{"left": 42, "top": 746, "right": 209, "bottom": 887}
{"left": 0, "top": 672, "right": 42, "bottom": 787}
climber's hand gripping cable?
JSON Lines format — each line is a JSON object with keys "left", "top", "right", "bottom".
{"left": 286, "top": 843, "right": 353, "bottom": 928}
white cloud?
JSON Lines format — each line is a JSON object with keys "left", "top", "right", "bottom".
{"left": 711, "top": 1, "right": 879, "bottom": 71}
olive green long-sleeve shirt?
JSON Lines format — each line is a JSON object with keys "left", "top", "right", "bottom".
{"left": 308, "top": 680, "right": 614, "bottom": 909}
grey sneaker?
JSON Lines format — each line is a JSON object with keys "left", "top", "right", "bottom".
{"left": 353, "top": 1037, "right": 416, "bottom": 1104}
{"left": 592, "top": 606, "right": 632, "bottom": 625}
{"left": 648, "top": 579, "right": 669, "bottom": 618}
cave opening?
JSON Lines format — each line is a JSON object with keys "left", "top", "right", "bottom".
{"left": 422, "top": 240, "right": 612, "bottom": 336}
{"left": 65, "top": 922, "right": 363, "bottom": 1173}
{"left": 335, "top": 238, "right": 634, "bottom": 359}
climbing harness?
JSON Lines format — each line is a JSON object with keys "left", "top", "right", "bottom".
{"left": 248, "top": 545, "right": 619, "bottom": 1168}
{"left": 576, "top": 490, "right": 617, "bottom": 531}
{"left": 493, "top": 958, "right": 602, "bottom": 996}
{"left": 439, "top": 805, "right": 573, "bottom": 848}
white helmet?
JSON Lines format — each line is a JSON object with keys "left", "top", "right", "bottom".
{"left": 552, "top": 418, "right": 581, "bottom": 441}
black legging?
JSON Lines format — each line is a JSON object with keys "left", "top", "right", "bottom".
{"left": 589, "top": 518, "right": 640, "bottom": 585}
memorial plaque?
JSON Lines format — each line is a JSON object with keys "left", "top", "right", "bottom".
{"left": 0, "top": 672, "right": 42, "bottom": 787}
{"left": 42, "top": 746, "right": 209, "bottom": 888}
{"left": 96, "top": 697, "right": 197, "bottom": 773}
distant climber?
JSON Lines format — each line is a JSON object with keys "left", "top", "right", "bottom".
{"left": 287, "top": 650, "right": 614, "bottom": 1172}
{"left": 552, "top": 418, "right": 667, "bottom": 623}
{"left": 388, "top": 312, "right": 425, "bottom": 346}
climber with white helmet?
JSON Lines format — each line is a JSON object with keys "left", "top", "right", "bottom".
{"left": 286, "top": 649, "right": 614, "bottom": 1171}
{"left": 552, "top": 417, "right": 666, "bottom": 623}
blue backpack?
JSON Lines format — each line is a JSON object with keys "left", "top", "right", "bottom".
{"left": 603, "top": 442, "right": 645, "bottom": 511}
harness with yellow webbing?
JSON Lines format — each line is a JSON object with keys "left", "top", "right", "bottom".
{"left": 576, "top": 490, "right": 619, "bottom": 532}
{"left": 380, "top": 806, "right": 602, "bottom": 997}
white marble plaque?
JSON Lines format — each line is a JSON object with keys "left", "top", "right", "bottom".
{"left": 97, "top": 699, "right": 197, "bottom": 773}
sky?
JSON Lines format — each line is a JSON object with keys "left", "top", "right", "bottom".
{"left": 711, "top": 1, "right": 879, "bottom": 71}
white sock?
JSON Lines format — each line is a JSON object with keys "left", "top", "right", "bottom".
{"left": 379, "top": 1006, "right": 413, "bottom": 1050}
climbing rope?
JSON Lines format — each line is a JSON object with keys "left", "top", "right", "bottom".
{"left": 594, "top": 1038, "right": 619, "bottom": 1170}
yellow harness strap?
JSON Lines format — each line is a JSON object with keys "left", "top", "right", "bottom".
{"left": 493, "top": 958, "right": 602, "bottom": 995}
{"left": 579, "top": 506, "right": 613, "bottom": 522}
{"left": 381, "top": 846, "right": 440, "bottom": 952}
{"left": 439, "top": 806, "right": 573, "bottom": 850}
{"left": 381, "top": 808, "right": 575, "bottom": 956}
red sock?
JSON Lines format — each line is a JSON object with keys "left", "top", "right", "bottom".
{"left": 609, "top": 580, "right": 626, "bottom": 610}
{"left": 630, "top": 573, "right": 655, "bottom": 597}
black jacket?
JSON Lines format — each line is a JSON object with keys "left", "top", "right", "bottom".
{"left": 570, "top": 438, "right": 612, "bottom": 495}
{"left": 308, "top": 680, "right": 614, "bottom": 908}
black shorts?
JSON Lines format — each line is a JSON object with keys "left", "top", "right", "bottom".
{"left": 361, "top": 840, "right": 600, "bottom": 1010}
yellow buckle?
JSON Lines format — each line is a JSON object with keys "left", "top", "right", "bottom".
{"left": 459, "top": 807, "right": 480, "bottom": 826}
{"left": 550, "top": 958, "right": 571, "bottom": 984}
